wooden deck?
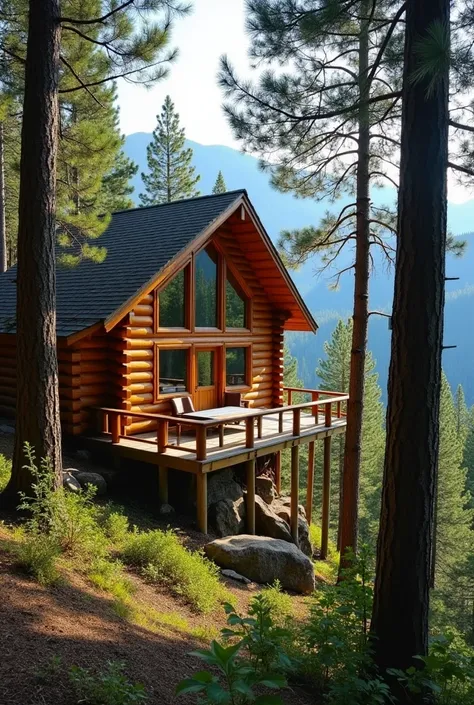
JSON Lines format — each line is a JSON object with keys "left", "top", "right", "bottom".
{"left": 88, "top": 389, "right": 348, "bottom": 548}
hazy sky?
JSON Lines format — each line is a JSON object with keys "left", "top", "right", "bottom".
{"left": 117, "top": 0, "right": 249, "bottom": 148}
{"left": 117, "top": 0, "right": 473, "bottom": 204}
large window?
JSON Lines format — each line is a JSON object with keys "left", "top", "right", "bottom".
{"left": 226, "top": 347, "right": 248, "bottom": 387}
{"left": 158, "top": 348, "right": 188, "bottom": 394}
{"left": 226, "top": 271, "right": 247, "bottom": 328}
{"left": 195, "top": 245, "right": 218, "bottom": 327}
{"left": 158, "top": 269, "right": 186, "bottom": 328}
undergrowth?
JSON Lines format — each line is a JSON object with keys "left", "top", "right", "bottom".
{"left": 0, "top": 453, "right": 11, "bottom": 492}
{"left": 69, "top": 660, "right": 147, "bottom": 705}
{"left": 310, "top": 524, "right": 340, "bottom": 582}
{"left": 121, "top": 529, "right": 233, "bottom": 613}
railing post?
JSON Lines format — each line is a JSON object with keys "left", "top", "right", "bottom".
{"left": 278, "top": 411, "right": 283, "bottom": 433}
{"left": 321, "top": 435, "right": 332, "bottom": 560}
{"left": 306, "top": 441, "right": 315, "bottom": 524}
{"left": 157, "top": 420, "right": 169, "bottom": 453}
{"left": 337, "top": 400, "right": 342, "bottom": 418}
{"left": 325, "top": 401, "right": 332, "bottom": 427}
{"left": 287, "top": 389, "right": 292, "bottom": 405}
{"left": 293, "top": 408, "right": 301, "bottom": 436}
{"left": 110, "top": 412, "right": 121, "bottom": 444}
{"left": 312, "top": 392, "right": 319, "bottom": 423}
{"left": 290, "top": 445, "right": 299, "bottom": 543}
{"left": 196, "top": 426, "right": 207, "bottom": 461}
{"left": 246, "top": 458, "right": 256, "bottom": 534}
{"left": 246, "top": 416, "right": 255, "bottom": 448}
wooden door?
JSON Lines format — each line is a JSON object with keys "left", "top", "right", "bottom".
{"left": 194, "top": 348, "right": 221, "bottom": 411}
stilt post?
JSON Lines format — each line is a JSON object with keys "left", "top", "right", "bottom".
{"left": 306, "top": 441, "right": 315, "bottom": 524}
{"left": 291, "top": 445, "right": 299, "bottom": 542}
{"left": 246, "top": 458, "right": 256, "bottom": 534}
{"left": 196, "top": 473, "right": 208, "bottom": 533}
{"left": 321, "top": 435, "right": 332, "bottom": 559}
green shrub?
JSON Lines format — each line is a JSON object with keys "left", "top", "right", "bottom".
{"left": 310, "top": 524, "right": 340, "bottom": 582}
{"left": 0, "top": 453, "right": 11, "bottom": 492}
{"left": 69, "top": 661, "right": 147, "bottom": 705}
{"left": 121, "top": 529, "right": 231, "bottom": 613}
{"left": 100, "top": 509, "right": 130, "bottom": 547}
{"left": 259, "top": 580, "right": 294, "bottom": 625}
{"left": 15, "top": 533, "right": 61, "bottom": 586}
{"left": 88, "top": 558, "right": 134, "bottom": 601}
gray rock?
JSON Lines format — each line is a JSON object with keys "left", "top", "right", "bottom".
{"left": 221, "top": 568, "right": 251, "bottom": 584}
{"left": 273, "top": 497, "right": 313, "bottom": 557}
{"left": 159, "top": 503, "right": 175, "bottom": 515}
{"left": 207, "top": 468, "right": 243, "bottom": 506}
{"left": 254, "top": 495, "right": 293, "bottom": 543}
{"left": 209, "top": 497, "right": 246, "bottom": 537}
{"left": 62, "top": 471, "right": 82, "bottom": 493}
{"left": 74, "top": 471, "right": 107, "bottom": 496}
{"left": 0, "top": 424, "right": 15, "bottom": 434}
{"left": 255, "top": 476, "right": 276, "bottom": 504}
{"left": 205, "top": 535, "right": 315, "bottom": 594}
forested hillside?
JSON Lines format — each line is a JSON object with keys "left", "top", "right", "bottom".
{"left": 125, "top": 134, "right": 474, "bottom": 403}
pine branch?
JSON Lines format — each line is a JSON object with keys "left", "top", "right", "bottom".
{"left": 58, "top": 59, "right": 171, "bottom": 93}
{"left": 448, "top": 161, "right": 474, "bottom": 177}
{"left": 449, "top": 119, "right": 474, "bottom": 134}
{"left": 60, "top": 56, "right": 105, "bottom": 108}
{"left": 367, "top": 3, "right": 407, "bottom": 86}
{"left": 59, "top": 1, "right": 135, "bottom": 25}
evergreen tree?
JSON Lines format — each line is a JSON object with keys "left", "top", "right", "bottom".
{"left": 140, "top": 96, "right": 200, "bottom": 205}
{"left": 464, "top": 406, "right": 474, "bottom": 509}
{"left": 212, "top": 170, "right": 226, "bottom": 194}
{"left": 99, "top": 148, "right": 138, "bottom": 214}
{"left": 432, "top": 374, "right": 474, "bottom": 640}
{"left": 454, "top": 384, "right": 470, "bottom": 442}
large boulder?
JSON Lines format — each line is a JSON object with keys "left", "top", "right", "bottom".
{"left": 255, "top": 476, "right": 276, "bottom": 504}
{"left": 73, "top": 471, "right": 107, "bottom": 496}
{"left": 207, "top": 468, "right": 243, "bottom": 506}
{"left": 209, "top": 497, "right": 246, "bottom": 537}
{"left": 205, "top": 535, "right": 315, "bottom": 594}
{"left": 254, "top": 495, "right": 293, "bottom": 543}
{"left": 273, "top": 497, "right": 313, "bottom": 557}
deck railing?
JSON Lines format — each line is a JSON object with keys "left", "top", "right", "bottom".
{"left": 97, "top": 388, "right": 348, "bottom": 462}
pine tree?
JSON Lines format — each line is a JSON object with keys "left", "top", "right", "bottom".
{"left": 140, "top": 96, "right": 200, "bottom": 205}
{"left": 212, "top": 170, "right": 226, "bottom": 194}
{"left": 454, "top": 384, "right": 470, "bottom": 442}
{"left": 431, "top": 374, "right": 474, "bottom": 640}
{"left": 464, "top": 406, "right": 474, "bottom": 508}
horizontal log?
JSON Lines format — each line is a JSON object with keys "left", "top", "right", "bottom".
{"left": 129, "top": 314, "right": 153, "bottom": 327}
{"left": 80, "top": 396, "right": 105, "bottom": 408}
{"left": 124, "top": 360, "right": 154, "bottom": 372}
{"left": 76, "top": 338, "right": 108, "bottom": 350}
{"left": 127, "top": 327, "right": 154, "bottom": 338}
{"left": 128, "top": 382, "right": 154, "bottom": 394}
{"left": 78, "top": 349, "right": 109, "bottom": 362}
{"left": 124, "top": 392, "right": 154, "bottom": 405}
{"left": 133, "top": 304, "right": 153, "bottom": 317}
{"left": 127, "top": 419, "right": 157, "bottom": 434}
{"left": 125, "top": 371, "right": 154, "bottom": 383}
{"left": 126, "top": 338, "right": 154, "bottom": 350}
{"left": 80, "top": 373, "right": 108, "bottom": 386}
{"left": 130, "top": 402, "right": 170, "bottom": 414}
{"left": 0, "top": 386, "right": 15, "bottom": 399}
{"left": 123, "top": 349, "right": 154, "bottom": 360}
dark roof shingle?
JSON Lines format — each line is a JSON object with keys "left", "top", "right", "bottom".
{"left": 0, "top": 190, "right": 245, "bottom": 337}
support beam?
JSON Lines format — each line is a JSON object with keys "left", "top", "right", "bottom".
{"left": 321, "top": 435, "right": 332, "bottom": 560}
{"left": 158, "top": 466, "right": 168, "bottom": 505}
{"left": 246, "top": 458, "right": 256, "bottom": 534}
{"left": 291, "top": 445, "right": 299, "bottom": 542}
{"left": 306, "top": 441, "right": 315, "bottom": 524}
{"left": 275, "top": 451, "right": 281, "bottom": 495}
{"left": 196, "top": 473, "right": 208, "bottom": 533}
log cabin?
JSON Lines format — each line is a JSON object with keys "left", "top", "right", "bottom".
{"left": 0, "top": 190, "right": 348, "bottom": 544}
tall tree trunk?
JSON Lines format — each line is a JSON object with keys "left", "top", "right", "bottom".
{"left": 1, "top": 0, "right": 62, "bottom": 505}
{"left": 371, "top": 0, "right": 450, "bottom": 674}
{"left": 339, "top": 0, "right": 370, "bottom": 567}
{"left": 0, "top": 122, "right": 7, "bottom": 274}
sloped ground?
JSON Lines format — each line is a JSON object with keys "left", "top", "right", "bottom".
{"left": 0, "top": 431, "right": 313, "bottom": 705}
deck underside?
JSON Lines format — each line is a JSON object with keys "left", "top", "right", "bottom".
{"left": 87, "top": 410, "right": 346, "bottom": 474}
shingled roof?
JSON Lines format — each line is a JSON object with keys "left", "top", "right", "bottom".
{"left": 0, "top": 189, "right": 316, "bottom": 338}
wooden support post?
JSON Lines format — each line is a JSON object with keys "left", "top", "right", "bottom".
{"left": 306, "top": 441, "right": 315, "bottom": 524}
{"left": 293, "top": 408, "right": 301, "bottom": 436}
{"left": 246, "top": 458, "right": 256, "bottom": 535}
{"left": 312, "top": 392, "right": 319, "bottom": 423}
{"left": 196, "top": 473, "right": 208, "bottom": 533}
{"left": 246, "top": 416, "right": 255, "bottom": 448}
{"left": 337, "top": 400, "right": 342, "bottom": 418}
{"left": 110, "top": 413, "right": 121, "bottom": 444}
{"left": 218, "top": 424, "right": 224, "bottom": 447}
{"left": 157, "top": 420, "right": 169, "bottom": 453}
{"left": 287, "top": 389, "right": 292, "bottom": 405}
{"left": 278, "top": 411, "right": 283, "bottom": 433}
{"left": 291, "top": 445, "right": 299, "bottom": 542}
{"left": 257, "top": 416, "right": 263, "bottom": 439}
{"left": 158, "top": 466, "right": 168, "bottom": 505}
{"left": 321, "top": 435, "right": 332, "bottom": 560}
{"left": 275, "top": 451, "right": 281, "bottom": 495}
{"left": 196, "top": 426, "right": 207, "bottom": 460}
{"left": 325, "top": 401, "right": 332, "bottom": 427}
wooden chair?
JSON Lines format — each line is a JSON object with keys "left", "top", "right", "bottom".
{"left": 171, "top": 397, "right": 196, "bottom": 445}
{"left": 224, "top": 391, "right": 250, "bottom": 408}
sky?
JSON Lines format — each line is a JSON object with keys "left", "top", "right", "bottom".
{"left": 116, "top": 0, "right": 474, "bottom": 205}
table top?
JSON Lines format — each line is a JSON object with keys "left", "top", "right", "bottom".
{"left": 182, "top": 406, "right": 250, "bottom": 420}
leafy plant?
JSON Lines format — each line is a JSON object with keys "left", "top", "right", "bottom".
{"left": 35, "top": 655, "right": 63, "bottom": 683}
{"left": 176, "top": 640, "right": 286, "bottom": 705}
{"left": 259, "top": 581, "right": 293, "bottom": 625}
{"left": 100, "top": 508, "right": 130, "bottom": 546}
{"left": 388, "top": 632, "right": 474, "bottom": 705}
{"left": 69, "top": 661, "right": 147, "bottom": 705}
{"left": 0, "top": 453, "right": 11, "bottom": 492}
{"left": 121, "top": 529, "right": 232, "bottom": 613}
{"left": 15, "top": 533, "right": 61, "bottom": 585}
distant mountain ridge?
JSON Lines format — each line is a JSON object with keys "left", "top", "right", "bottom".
{"left": 124, "top": 133, "right": 474, "bottom": 405}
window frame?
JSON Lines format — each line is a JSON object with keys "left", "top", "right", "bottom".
{"left": 154, "top": 343, "right": 192, "bottom": 401}
{"left": 194, "top": 243, "right": 221, "bottom": 331}
{"left": 154, "top": 263, "right": 192, "bottom": 333}
{"left": 224, "top": 343, "right": 252, "bottom": 392}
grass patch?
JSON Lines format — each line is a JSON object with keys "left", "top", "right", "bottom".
{"left": 260, "top": 580, "right": 294, "bottom": 624}
{"left": 15, "top": 533, "right": 61, "bottom": 586}
{"left": 121, "top": 529, "right": 233, "bottom": 614}
{"left": 88, "top": 558, "right": 134, "bottom": 601}
{"left": 309, "top": 524, "right": 340, "bottom": 583}
{"left": 0, "top": 453, "right": 11, "bottom": 492}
